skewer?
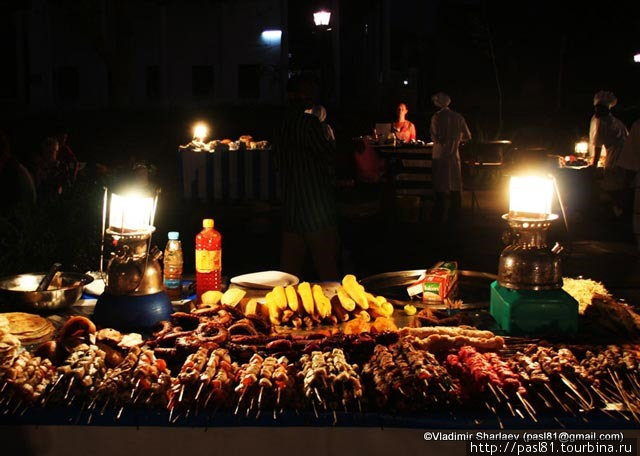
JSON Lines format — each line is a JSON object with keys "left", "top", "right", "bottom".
{"left": 553, "top": 416, "right": 566, "bottom": 428}
{"left": 64, "top": 377, "right": 75, "bottom": 400}
{"left": 50, "top": 374, "right": 63, "bottom": 392}
{"left": 514, "top": 408, "right": 524, "bottom": 420}
{"left": 195, "top": 382, "right": 205, "bottom": 402}
{"left": 131, "top": 378, "right": 142, "bottom": 399}
{"left": 506, "top": 401, "right": 515, "bottom": 417}
{"left": 560, "top": 375, "right": 591, "bottom": 411}
{"left": 544, "top": 383, "right": 569, "bottom": 412}
{"left": 535, "top": 391, "right": 552, "bottom": 409}
{"left": 178, "top": 384, "right": 186, "bottom": 403}
{"left": 517, "top": 392, "right": 537, "bottom": 422}
{"left": 495, "top": 384, "right": 509, "bottom": 401}
{"left": 486, "top": 383, "right": 502, "bottom": 403}
{"left": 11, "top": 399, "right": 23, "bottom": 415}
{"left": 100, "top": 397, "right": 111, "bottom": 415}
{"left": 258, "top": 386, "right": 264, "bottom": 408}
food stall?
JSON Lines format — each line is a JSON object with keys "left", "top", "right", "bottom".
{"left": 1, "top": 174, "right": 640, "bottom": 438}
{"left": 180, "top": 123, "right": 276, "bottom": 202}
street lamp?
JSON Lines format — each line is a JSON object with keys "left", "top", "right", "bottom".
{"left": 634, "top": 52, "right": 640, "bottom": 63}
{"left": 313, "top": 10, "right": 331, "bottom": 27}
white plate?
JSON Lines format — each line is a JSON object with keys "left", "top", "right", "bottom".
{"left": 230, "top": 271, "right": 299, "bottom": 289}
{"left": 83, "top": 271, "right": 106, "bottom": 296}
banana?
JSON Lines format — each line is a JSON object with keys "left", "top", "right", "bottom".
{"left": 312, "top": 284, "right": 332, "bottom": 319}
{"left": 265, "top": 291, "right": 281, "bottom": 326}
{"left": 297, "top": 282, "right": 315, "bottom": 316}
{"left": 381, "top": 301, "right": 394, "bottom": 317}
{"left": 221, "top": 288, "right": 246, "bottom": 307}
{"left": 336, "top": 286, "right": 356, "bottom": 312}
{"left": 200, "top": 290, "right": 223, "bottom": 307}
{"left": 244, "top": 298, "right": 258, "bottom": 316}
{"left": 342, "top": 275, "right": 368, "bottom": 309}
{"left": 272, "top": 285, "right": 288, "bottom": 310}
{"left": 285, "top": 285, "right": 300, "bottom": 312}
{"left": 330, "top": 295, "right": 350, "bottom": 322}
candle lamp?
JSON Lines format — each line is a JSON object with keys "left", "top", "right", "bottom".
{"left": 93, "top": 187, "right": 172, "bottom": 330}
{"left": 490, "top": 176, "right": 578, "bottom": 335}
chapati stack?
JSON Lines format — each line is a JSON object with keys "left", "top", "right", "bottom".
{"left": 0, "top": 315, "right": 21, "bottom": 368}
{"left": 0, "top": 312, "right": 55, "bottom": 346}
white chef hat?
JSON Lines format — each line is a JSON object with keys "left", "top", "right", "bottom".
{"left": 593, "top": 90, "right": 617, "bottom": 108}
{"left": 432, "top": 92, "right": 451, "bottom": 108}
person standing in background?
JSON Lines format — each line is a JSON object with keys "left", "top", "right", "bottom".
{"left": 618, "top": 118, "right": 640, "bottom": 248}
{"left": 430, "top": 92, "right": 471, "bottom": 223}
{"left": 56, "top": 131, "right": 79, "bottom": 182}
{"left": 588, "top": 91, "right": 629, "bottom": 217}
{"left": 0, "top": 130, "right": 36, "bottom": 211}
{"left": 274, "top": 74, "right": 339, "bottom": 280}
{"left": 308, "top": 105, "right": 335, "bottom": 145}
{"left": 589, "top": 91, "right": 628, "bottom": 169}
{"left": 392, "top": 103, "right": 416, "bottom": 143}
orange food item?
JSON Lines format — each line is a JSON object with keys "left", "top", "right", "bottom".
{"left": 370, "top": 317, "right": 398, "bottom": 333}
{"left": 343, "top": 317, "right": 371, "bottom": 335}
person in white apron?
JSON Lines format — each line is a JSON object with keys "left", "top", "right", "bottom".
{"left": 618, "top": 118, "right": 640, "bottom": 248}
{"left": 430, "top": 92, "right": 471, "bottom": 223}
{"left": 588, "top": 91, "right": 629, "bottom": 217}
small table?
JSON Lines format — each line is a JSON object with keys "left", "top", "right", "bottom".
{"left": 180, "top": 147, "right": 277, "bottom": 202}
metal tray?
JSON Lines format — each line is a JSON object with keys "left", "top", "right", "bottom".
{"left": 360, "top": 269, "right": 497, "bottom": 310}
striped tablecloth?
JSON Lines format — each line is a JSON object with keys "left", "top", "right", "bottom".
{"left": 181, "top": 148, "right": 279, "bottom": 202}
{"left": 376, "top": 146, "right": 434, "bottom": 197}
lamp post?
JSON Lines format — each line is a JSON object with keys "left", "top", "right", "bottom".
{"left": 93, "top": 187, "right": 172, "bottom": 330}
{"left": 313, "top": 10, "right": 331, "bottom": 28}
{"left": 490, "top": 175, "right": 578, "bottom": 335}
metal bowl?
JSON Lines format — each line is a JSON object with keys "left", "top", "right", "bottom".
{"left": 0, "top": 272, "right": 94, "bottom": 312}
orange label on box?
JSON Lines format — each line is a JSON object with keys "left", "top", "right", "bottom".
{"left": 196, "top": 250, "right": 221, "bottom": 273}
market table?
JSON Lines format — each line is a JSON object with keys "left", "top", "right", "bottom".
{"left": 180, "top": 147, "right": 278, "bottom": 202}
{"left": 2, "top": 279, "right": 640, "bottom": 431}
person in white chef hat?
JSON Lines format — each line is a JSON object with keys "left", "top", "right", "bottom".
{"left": 589, "top": 90, "right": 628, "bottom": 169}
{"left": 430, "top": 92, "right": 471, "bottom": 223}
{"left": 588, "top": 90, "right": 629, "bottom": 218}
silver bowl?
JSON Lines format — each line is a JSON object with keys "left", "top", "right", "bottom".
{"left": 0, "top": 272, "right": 94, "bottom": 312}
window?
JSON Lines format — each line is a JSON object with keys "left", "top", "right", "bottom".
{"left": 192, "top": 65, "right": 214, "bottom": 98}
{"left": 146, "top": 65, "right": 161, "bottom": 99}
{"left": 55, "top": 66, "right": 79, "bottom": 101}
{"left": 238, "top": 64, "right": 260, "bottom": 99}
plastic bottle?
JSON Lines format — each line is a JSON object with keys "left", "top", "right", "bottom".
{"left": 195, "top": 218, "right": 222, "bottom": 300}
{"left": 163, "top": 231, "right": 183, "bottom": 301}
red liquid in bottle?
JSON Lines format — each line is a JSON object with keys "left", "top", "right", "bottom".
{"left": 195, "top": 218, "right": 222, "bottom": 301}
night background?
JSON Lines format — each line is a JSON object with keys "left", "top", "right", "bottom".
{"left": 1, "top": 0, "right": 639, "bottom": 285}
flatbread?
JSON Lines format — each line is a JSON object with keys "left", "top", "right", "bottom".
{"left": 0, "top": 312, "right": 55, "bottom": 345}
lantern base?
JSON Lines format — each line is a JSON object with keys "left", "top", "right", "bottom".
{"left": 93, "top": 291, "right": 172, "bottom": 331}
{"left": 489, "top": 281, "right": 578, "bottom": 335}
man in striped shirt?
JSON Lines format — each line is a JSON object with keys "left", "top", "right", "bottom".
{"left": 274, "top": 74, "right": 338, "bottom": 280}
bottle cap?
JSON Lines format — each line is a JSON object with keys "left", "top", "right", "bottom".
{"left": 203, "top": 219, "right": 214, "bottom": 228}
{"left": 168, "top": 231, "right": 179, "bottom": 240}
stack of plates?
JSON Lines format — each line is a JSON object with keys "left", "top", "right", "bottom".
{"left": 0, "top": 312, "right": 55, "bottom": 346}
